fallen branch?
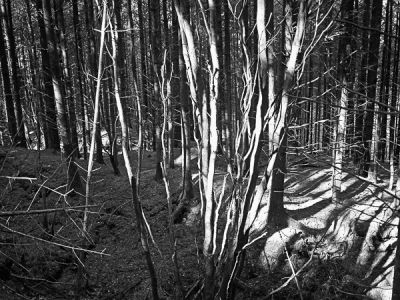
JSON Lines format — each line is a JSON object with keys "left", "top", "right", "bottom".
{"left": 0, "top": 205, "right": 98, "bottom": 217}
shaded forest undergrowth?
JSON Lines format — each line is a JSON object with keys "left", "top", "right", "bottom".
{"left": 0, "top": 146, "right": 397, "bottom": 299}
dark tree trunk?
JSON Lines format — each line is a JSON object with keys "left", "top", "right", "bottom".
{"left": 25, "top": 0, "right": 44, "bottom": 148}
{"left": 35, "top": 0, "right": 60, "bottom": 150}
{"left": 332, "top": 0, "right": 355, "bottom": 202}
{"left": 138, "top": 0, "right": 149, "bottom": 149}
{"left": 354, "top": 0, "right": 370, "bottom": 167}
{"left": 84, "top": 0, "right": 104, "bottom": 164}
{"left": 42, "top": 0, "right": 82, "bottom": 193}
{"left": 149, "top": 0, "right": 163, "bottom": 181}
{"left": 223, "top": 0, "right": 232, "bottom": 168}
{"left": 361, "top": 0, "right": 382, "bottom": 178}
{"left": 54, "top": 0, "right": 80, "bottom": 158}
{"left": 72, "top": 0, "right": 88, "bottom": 160}
{"left": 0, "top": 3, "right": 17, "bottom": 144}
{"left": 114, "top": 0, "right": 130, "bottom": 146}
{"left": 3, "top": 0, "right": 27, "bottom": 147}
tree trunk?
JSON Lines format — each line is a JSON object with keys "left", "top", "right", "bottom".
{"left": 110, "top": 10, "right": 159, "bottom": 297}
{"left": 25, "top": 0, "right": 44, "bottom": 149}
{"left": 361, "top": 0, "right": 382, "bottom": 177}
{"left": 389, "top": 13, "right": 399, "bottom": 190}
{"left": 84, "top": 0, "right": 104, "bottom": 164}
{"left": 149, "top": 0, "right": 163, "bottom": 181}
{"left": 162, "top": 0, "right": 174, "bottom": 169}
{"left": 223, "top": 0, "right": 232, "bottom": 169}
{"left": 174, "top": 1, "right": 193, "bottom": 204}
{"left": 0, "top": 2, "right": 17, "bottom": 145}
{"left": 42, "top": 0, "right": 82, "bottom": 193}
{"left": 3, "top": 0, "right": 27, "bottom": 147}
{"left": 332, "top": 0, "right": 354, "bottom": 202}
{"left": 54, "top": 0, "right": 80, "bottom": 158}
{"left": 35, "top": 0, "right": 60, "bottom": 150}
{"left": 138, "top": 0, "right": 150, "bottom": 150}
{"left": 72, "top": 0, "right": 88, "bottom": 160}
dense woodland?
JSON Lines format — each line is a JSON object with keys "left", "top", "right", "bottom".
{"left": 1, "top": 0, "right": 400, "bottom": 299}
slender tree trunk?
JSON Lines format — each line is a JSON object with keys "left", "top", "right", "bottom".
{"left": 222, "top": 0, "right": 232, "bottom": 168}
{"left": 332, "top": 0, "right": 354, "bottom": 202}
{"left": 114, "top": 0, "right": 130, "bottom": 147}
{"left": 0, "top": 3, "right": 17, "bottom": 144}
{"left": 84, "top": 0, "right": 104, "bottom": 164}
{"left": 174, "top": 2, "right": 193, "bottom": 204}
{"left": 138, "top": 0, "right": 150, "bottom": 149}
{"left": 162, "top": 0, "right": 174, "bottom": 169}
{"left": 202, "top": 0, "right": 220, "bottom": 297}
{"left": 110, "top": 10, "right": 159, "bottom": 298}
{"left": 3, "top": 0, "right": 27, "bottom": 147}
{"left": 72, "top": 0, "right": 88, "bottom": 160}
{"left": 42, "top": 0, "right": 82, "bottom": 193}
{"left": 35, "top": 0, "right": 60, "bottom": 150}
{"left": 354, "top": 0, "right": 370, "bottom": 167}
{"left": 25, "top": 0, "right": 44, "bottom": 148}
{"left": 149, "top": 0, "right": 163, "bottom": 181}
{"left": 380, "top": 0, "right": 392, "bottom": 162}
{"left": 389, "top": 13, "right": 399, "bottom": 190}
{"left": 361, "top": 0, "right": 382, "bottom": 177}
{"left": 54, "top": 0, "right": 80, "bottom": 158}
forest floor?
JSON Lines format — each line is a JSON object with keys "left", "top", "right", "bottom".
{"left": 0, "top": 145, "right": 397, "bottom": 299}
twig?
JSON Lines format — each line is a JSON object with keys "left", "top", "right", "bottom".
{"left": 0, "top": 205, "right": 98, "bottom": 217}
{"left": 0, "top": 222, "right": 109, "bottom": 256}
{"left": 267, "top": 249, "right": 314, "bottom": 298}
{"left": 285, "top": 246, "right": 303, "bottom": 300}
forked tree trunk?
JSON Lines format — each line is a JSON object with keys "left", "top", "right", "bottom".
{"left": 218, "top": 1, "right": 306, "bottom": 298}
{"left": 174, "top": 1, "right": 193, "bottom": 206}
{"left": 202, "top": 0, "right": 220, "bottom": 297}
{"left": 174, "top": 0, "right": 204, "bottom": 198}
